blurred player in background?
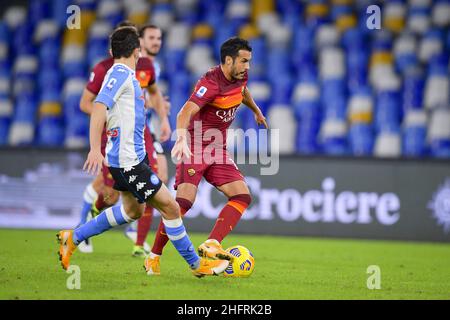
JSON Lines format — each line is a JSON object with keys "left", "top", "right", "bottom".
{"left": 75, "top": 22, "right": 170, "bottom": 256}
{"left": 58, "top": 26, "right": 229, "bottom": 278}
{"left": 144, "top": 37, "right": 268, "bottom": 275}
{"left": 124, "top": 24, "right": 171, "bottom": 256}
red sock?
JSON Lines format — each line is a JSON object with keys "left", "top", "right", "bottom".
{"left": 136, "top": 206, "right": 153, "bottom": 246}
{"left": 95, "top": 193, "right": 108, "bottom": 212}
{"left": 208, "top": 194, "right": 251, "bottom": 243}
{"left": 151, "top": 198, "right": 192, "bottom": 255}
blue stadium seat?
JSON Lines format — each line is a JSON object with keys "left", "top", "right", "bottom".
{"left": 349, "top": 123, "right": 374, "bottom": 156}
{"left": 429, "top": 139, "right": 450, "bottom": 158}
{"left": 38, "top": 116, "right": 64, "bottom": 146}
{"left": 402, "top": 67, "right": 425, "bottom": 112}
{"left": 29, "top": 0, "right": 51, "bottom": 26}
{"left": 403, "top": 126, "right": 427, "bottom": 157}
{"left": 39, "top": 38, "right": 61, "bottom": 69}
{"left": 375, "top": 91, "right": 402, "bottom": 133}
{"left": 0, "top": 117, "right": 10, "bottom": 145}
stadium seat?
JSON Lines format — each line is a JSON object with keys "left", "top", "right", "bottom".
{"left": 267, "top": 104, "right": 296, "bottom": 154}
{"left": 424, "top": 70, "right": 449, "bottom": 110}
{"left": 383, "top": 0, "right": 406, "bottom": 34}
{"left": 432, "top": 0, "right": 450, "bottom": 28}
{"left": 320, "top": 118, "right": 348, "bottom": 155}
{"left": 394, "top": 32, "right": 418, "bottom": 74}
{"left": 97, "top": 0, "right": 124, "bottom": 28}
{"left": 428, "top": 107, "right": 450, "bottom": 158}
{"left": 374, "top": 130, "right": 402, "bottom": 158}
{"left": 348, "top": 123, "right": 374, "bottom": 156}
{"left": 150, "top": 3, "right": 175, "bottom": 32}
{"left": 124, "top": 0, "right": 150, "bottom": 25}
{"left": 402, "top": 109, "right": 428, "bottom": 157}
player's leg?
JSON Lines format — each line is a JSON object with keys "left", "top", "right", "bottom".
{"left": 198, "top": 160, "right": 252, "bottom": 260}
{"left": 210, "top": 180, "right": 251, "bottom": 242}
{"left": 131, "top": 129, "right": 158, "bottom": 256}
{"left": 144, "top": 182, "right": 197, "bottom": 274}
{"left": 57, "top": 191, "right": 142, "bottom": 270}
{"left": 76, "top": 173, "right": 103, "bottom": 253}
{"left": 145, "top": 183, "right": 228, "bottom": 277}
{"left": 77, "top": 175, "right": 101, "bottom": 227}
{"left": 156, "top": 153, "right": 168, "bottom": 184}
{"left": 91, "top": 167, "right": 120, "bottom": 216}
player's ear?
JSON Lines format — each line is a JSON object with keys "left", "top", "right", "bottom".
{"left": 226, "top": 56, "right": 232, "bottom": 65}
{"left": 109, "top": 49, "right": 113, "bottom": 57}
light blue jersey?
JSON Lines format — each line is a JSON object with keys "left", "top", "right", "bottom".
{"left": 95, "top": 63, "right": 146, "bottom": 168}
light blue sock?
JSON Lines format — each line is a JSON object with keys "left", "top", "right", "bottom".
{"left": 78, "top": 183, "right": 97, "bottom": 226}
{"left": 73, "top": 205, "right": 134, "bottom": 245}
{"left": 163, "top": 218, "right": 200, "bottom": 269}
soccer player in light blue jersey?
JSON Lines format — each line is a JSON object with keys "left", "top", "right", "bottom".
{"left": 56, "top": 27, "right": 229, "bottom": 278}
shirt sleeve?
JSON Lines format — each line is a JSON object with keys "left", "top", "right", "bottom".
{"left": 94, "top": 69, "right": 130, "bottom": 110}
{"left": 86, "top": 62, "right": 106, "bottom": 95}
{"left": 188, "top": 77, "right": 219, "bottom": 108}
{"left": 136, "top": 59, "right": 156, "bottom": 88}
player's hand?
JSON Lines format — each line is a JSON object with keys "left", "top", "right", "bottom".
{"left": 159, "top": 118, "right": 171, "bottom": 143}
{"left": 171, "top": 137, "right": 192, "bottom": 162}
{"left": 83, "top": 150, "right": 105, "bottom": 176}
{"left": 255, "top": 111, "right": 268, "bottom": 129}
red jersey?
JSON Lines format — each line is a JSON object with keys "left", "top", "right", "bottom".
{"left": 86, "top": 56, "right": 156, "bottom": 94}
{"left": 188, "top": 65, "right": 248, "bottom": 149}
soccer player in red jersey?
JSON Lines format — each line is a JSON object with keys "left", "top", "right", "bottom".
{"left": 76, "top": 23, "right": 170, "bottom": 256}
{"left": 144, "top": 37, "right": 268, "bottom": 275}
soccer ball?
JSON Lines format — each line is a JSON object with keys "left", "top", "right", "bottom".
{"left": 223, "top": 245, "right": 255, "bottom": 277}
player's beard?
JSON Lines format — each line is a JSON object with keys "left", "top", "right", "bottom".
{"left": 232, "top": 67, "right": 246, "bottom": 80}
{"left": 145, "top": 47, "right": 159, "bottom": 57}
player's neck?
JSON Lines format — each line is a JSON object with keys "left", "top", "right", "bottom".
{"left": 114, "top": 57, "right": 136, "bottom": 71}
{"left": 220, "top": 64, "right": 234, "bottom": 82}
{"left": 140, "top": 49, "right": 156, "bottom": 61}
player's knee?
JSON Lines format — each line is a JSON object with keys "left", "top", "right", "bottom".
{"left": 123, "top": 203, "right": 144, "bottom": 220}
{"left": 163, "top": 200, "right": 180, "bottom": 220}
{"left": 230, "top": 193, "right": 252, "bottom": 209}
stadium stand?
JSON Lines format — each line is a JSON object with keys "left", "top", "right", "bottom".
{"left": 0, "top": 0, "right": 448, "bottom": 158}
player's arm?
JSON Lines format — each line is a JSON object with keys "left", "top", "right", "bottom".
{"left": 146, "top": 82, "right": 171, "bottom": 142}
{"left": 242, "top": 87, "right": 268, "bottom": 129}
{"left": 171, "top": 101, "right": 200, "bottom": 160}
{"left": 81, "top": 63, "right": 105, "bottom": 115}
{"left": 84, "top": 103, "right": 106, "bottom": 175}
{"left": 79, "top": 88, "right": 97, "bottom": 115}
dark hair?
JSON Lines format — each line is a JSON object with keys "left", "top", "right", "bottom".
{"left": 115, "top": 20, "right": 137, "bottom": 30}
{"left": 139, "top": 24, "right": 161, "bottom": 38}
{"left": 220, "top": 37, "right": 252, "bottom": 64}
{"left": 110, "top": 27, "right": 140, "bottom": 59}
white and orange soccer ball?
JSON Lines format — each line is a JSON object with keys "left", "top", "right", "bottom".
{"left": 223, "top": 245, "right": 255, "bottom": 278}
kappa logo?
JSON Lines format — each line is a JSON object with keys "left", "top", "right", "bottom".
{"left": 123, "top": 166, "right": 135, "bottom": 173}
{"left": 136, "top": 182, "right": 146, "bottom": 191}
{"left": 144, "top": 189, "right": 154, "bottom": 199}
{"left": 428, "top": 179, "right": 450, "bottom": 233}
{"left": 129, "top": 175, "right": 137, "bottom": 183}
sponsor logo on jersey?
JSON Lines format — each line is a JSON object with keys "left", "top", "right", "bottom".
{"left": 216, "top": 107, "right": 238, "bottom": 122}
{"left": 106, "top": 128, "right": 119, "bottom": 138}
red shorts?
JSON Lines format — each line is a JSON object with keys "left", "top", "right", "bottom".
{"left": 101, "top": 126, "right": 158, "bottom": 188}
{"left": 174, "top": 148, "right": 244, "bottom": 190}
{"left": 144, "top": 125, "right": 158, "bottom": 173}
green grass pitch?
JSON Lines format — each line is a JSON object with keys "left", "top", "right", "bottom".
{"left": 0, "top": 229, "right": 449, "bottom": 300}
